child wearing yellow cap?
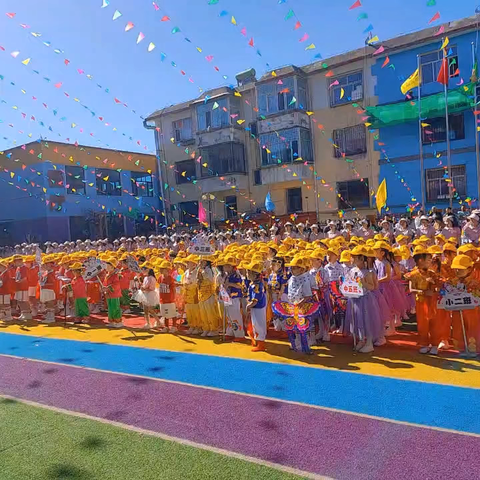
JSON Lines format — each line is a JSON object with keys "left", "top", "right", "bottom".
{"left": 246, "top": 262, "right": 267, "bottom": 352}
{"left": 102, "top": 259, "right": 123, "bottom": 328}
{"left": 183, "top": 256, "right": 201, "bottom": 335}
{"left": 197, "top": 257, "right": 221, "bottom": 337}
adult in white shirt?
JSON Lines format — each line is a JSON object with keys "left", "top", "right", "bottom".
{"left": 257, "top": 229, "right": 269, "bottom": 242}
{"left": 416, "top": 215, "right": 435, "bottom": 239}
{"left": 309, "top": 224, "right": 323, "bottom": 241}
{"left": 270, "top": 225, "right": 282, "bottom": 244}
{"left": 462, "top": 213, "right": 480, "bottom": 245}
{"left": 394, "top": 218, "right": 413, "bottom": 239}
{"left": 283, "top": 222, "right": 298, "bottom": 240}
{"left": 442, "top": 216, "right": 461, "bottom": 244}
{"left": 245, "top": 229, "right": 255, "bottom": 244}
{"left": 380, "top": 220, "right": 395, "bottom": 243}
{"left": 341, "top": 220, "right": 355, "bottom": 241}
{"left": 357, "top": 219, "right": 374, "bottom": 239}
{"left": 327, "top": 221, "right": 342, "bottom": 239}
{"left": 296, "top": 223, "right": 309, "bottom": 241}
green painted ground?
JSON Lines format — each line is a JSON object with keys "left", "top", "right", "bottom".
{"left": 0, "top": 398, "right": 304, "bottom": 480}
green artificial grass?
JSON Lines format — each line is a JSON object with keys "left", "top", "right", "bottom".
{"left": 0, "top": 398, "right": 305, "bottom": 480}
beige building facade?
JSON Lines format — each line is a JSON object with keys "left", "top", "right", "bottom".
{"left": 146, "top": 47, "right": 380, "bottom": 227}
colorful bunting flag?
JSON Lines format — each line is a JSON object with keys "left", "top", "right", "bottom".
{"left": 428, "top": 11, "right": 440, "bottom": 23}
{"left": 349, "top": 0, "right": 362, "bottom": 9}
{"left": 112, "top": 10, "right": 122, "bottom": 20}
{"left": 125, "top": 22, "right": 134, "bottom": 31}
{"left": 136, "top": 32, "right": 145, "bottom": 44}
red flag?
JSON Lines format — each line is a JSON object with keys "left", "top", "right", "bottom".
{"left": 436, "top": 57, "right": 448, "bottom": 85}
{"left": 349, "top": 0, "right": 361, "bottom": 9}
{"left": 428, "top": 11, "right": 440, "bottom": 23}
{"left": 294, "top": 21, "right": 301, "bottom": 30}
{"left": 248, "top": 37, "right": 254, "bottom": 47}
{"left": 198, "top": 202, "right": 207, "bottom": 224}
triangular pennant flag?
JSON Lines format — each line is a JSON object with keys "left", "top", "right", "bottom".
{"left": 349, "top": 0, "right": 361, "bottom": 9}
{"left": 101, "top": 0, "right": 109, "bottom": 7}
{"left": 240, "top": 26, "right": 246, "bottom": 36}
{"left": 285, "top": 9, "right": 295, "bottom": 20}
{"left": 231, "top": 16, "right": 237, "bottom": 25}
{"left": 248, "top": 37, "right": 254, "bottom": 47}
{"left": 299, "top": 33, "right": 309, "bottom": 42}
{"left": 363, "top": 24, "right": 374, "bottom": 33}
{"left": 427, "top": 0, "right": 436, "bottom": 4}
{"left": 6, "top": 13, "right": 16, "bottom": 18}
{"left": 305, "top": 43, "right": 315, "bottom": 51}
{"left": 294, "top": 21, "right": 301, "bottom": 30}
{"left": 171, "top": 27, "right": 181, "bottom": 34}
{"left": 434, "top": 25, "right": 445, "bottom": 36}
{"left": 112, "top": 10, "right": 122, "bottom": 20}
{"left": 373, "top": 45, "right": 385, "bottom": 55}
{"left": 429, "top": 11, "right": 440, "bottom": 23}
{"left": 357, "top": 12, "right": 368, "bottom": 20}
{"left": 212, "top": 102, "right": 219, "bottom": 110}
{"left": 11, "top": 51, "right": 20, "bottom": 58}
{"left": 381, "top": 56, "right": 390, "bottom": 68}
{"left": 148, "top": 42, "right": 155, "bottom": 52}
{"left": 367, "top": 35, "right": 379, "bottom": 44}
{"left": 161, "top": 15, "right": 170, "bottom": 21}
{"left": 21, "top": 58, "right": 31, "bottom": 65}
{"left": 441, "top": 36, "right": 449, "bottom": 50}
{"left": 136, "top": 32, "right": 145, "bottom": 44}
{"left": 125, "top": 21, "right": 134, "bottom": 31}
{"left": 289, "top": 96, "right": 297, "bottom": 105}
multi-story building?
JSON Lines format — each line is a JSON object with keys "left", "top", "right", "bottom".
{"left": 369, "top": 16, "right": 480, "bottom": 212}
{"left": 145, "top": 15, "right": 480, "bottom": 226}
{"left": 0, "top": 141, "right": 159, "bottom": 244}
{"left": 145, "top": 51, "right": 380, "bottom": 226}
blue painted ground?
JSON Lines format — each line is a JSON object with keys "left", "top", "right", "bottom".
{"left": 1, "top": 332, "right": 479, "bottom": 434}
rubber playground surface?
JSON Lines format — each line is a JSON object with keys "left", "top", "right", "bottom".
{"left": 1, "top": 313, "right": 480, "bottom": 480}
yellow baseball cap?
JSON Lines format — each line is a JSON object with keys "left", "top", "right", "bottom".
{"left": 451, "top": 255, "right": 474, "bottom": 270}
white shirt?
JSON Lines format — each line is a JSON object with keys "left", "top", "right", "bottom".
{"left": 287, "top": 272, "right": 315, "bottom": 304}
{"left": 322, "top": 262, "right": 344, "bottom": 283}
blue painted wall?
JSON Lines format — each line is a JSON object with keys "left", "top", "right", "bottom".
{"left": 371, "top": 31, "right": 479, "bottom": 212}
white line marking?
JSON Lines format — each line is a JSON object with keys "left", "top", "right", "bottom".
{"left": 0, "top": 394, "right": 330, "bottom": 480}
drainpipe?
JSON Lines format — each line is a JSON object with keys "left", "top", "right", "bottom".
{"left": 143, "top": 118, "right": 169, "bottom": 230}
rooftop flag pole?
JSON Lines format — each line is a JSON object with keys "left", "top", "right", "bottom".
{"left": 417, "top": 55, "right": 426, "bottom": 210}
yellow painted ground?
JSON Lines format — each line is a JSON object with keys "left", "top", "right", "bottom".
{"left": 1, "top": 322, "right": 480, "bottom": 388}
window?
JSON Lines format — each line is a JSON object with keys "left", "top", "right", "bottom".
{"left": 426, "top": 165, "right": 466, "bottom": 202}
{"left": 225, "top": 195, "right": 238, "bottom": 219}
{"left": 178, "top": 201, "right": 199, "bottom": 224}
{"left": 422, "top": 113, "right": 464, "bottom": 144}
{"left": 200, "top": 143, "right": 246, "bottom": 177}
{"left": 96, "top": 168, "right": 122, "bottom": 196}
{"left": 65, "top": 165, "right": 86, "bottom": 195}
{"left": 197, "top": 98, "right": 229, "bottom": 130}
{"left": 257, "top": 76, "right": 296, "bottom": 116}
{"left": 173, "top": 118, "right": 193, "bottom": 142}
{"left": 337, "top": 180, "right": 370, "bottom": 209}
{"left": 287, "top": 188, "right": 303, "bottom": 213}
{"left": 131, "top": 172, "right": 153, "bottom": 197}
{"left": 260, "top": 127, "right": 312, "bottom": 165}
{"left": 254, "top": 169, "right": 262, "bottom": 185}
{"left": 175, "top": 159, "right": 196, "bottom": 184}
{"left": 420, "top": 46, "right": 458, "bottom": 85}
{"left": 330, "top": 71, "right": 363, "bottom": 107}
{"left": 47, "top": 170, "right": 64, "bottom": 187}
{"left": 333, "top": 125, "right": 367, "bottom": 157}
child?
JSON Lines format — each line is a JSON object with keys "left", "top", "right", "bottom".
{"left": 158, "top": 260, "right": 178, "bottom": 333}
{"left": 345, "top": 247, "right": 384, "bottom": 353}
{"left": 27, "top": 256, "right": 40, "bottom": 317}
{"left": 67, "top": 262, "right": 90, "bottom": 324}
{"left": 449, "top": 254, "right": 480, "bottom": 355}
{"left": 13, "top": 255, "right": 32, "bottom": 321}
{"left": 246, "top": 261, "right": 267, "bottom": 352}
{"left": 0, "top": 260, "right": 13, "bottom": 321}
{"left": 197, "top": 258, "right": 220, "bottom": 337}
{"left": 267, "top": 257, "right": 288, "bottom": 331}
{"left": 183, "top": 255, "right": 201, "bottom": 335}
{"left": 323, "top": 247, "right": 346, "bottom": 332}
{"left": 102, "top": 258, "right": 123, "bottom": 328}
{"left": 39, "top": 256, "right": 57, "bottom": 324}
{"left": 405, "top": 247, "right": 438, "bottom": 354}
{"left": 136, "top": 265, "right": 160, "bottom": 329}
{"left": 221, "top": 255, "right": 244, "bottom": 341}
{"left": 119, "top": 258, "right": 133, "bottom": 314}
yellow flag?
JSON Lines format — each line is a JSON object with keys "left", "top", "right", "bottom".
{"left": 376, "top": 179, "right": 387, "bottom": 213}
{"left": 400, "top": 68, "right": 420, "bottom": 95}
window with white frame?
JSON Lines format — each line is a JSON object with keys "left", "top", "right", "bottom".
{"left": 173, "top": 118, "right": 193, "bottom": 142}
{"left": 329, "top": 71, "right": 363, "bottom": 107}
{"left": 257, "top": 76, "right": 296, "bottom": 116}
{"left": 196, "top": 98, "right": 229, "bottom": 131}
{"left": 420, "top": 46, "right": 458, "bottom": 85}
{"left": 260, "top": 127, "right": 313, "bottom": 166}
{"left": 333, "top": 125, "right": 367, "bottom": 157}
{"left": 426, "top": 165, "right": 466, "bottom": 202}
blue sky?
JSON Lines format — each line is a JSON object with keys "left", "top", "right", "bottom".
{"left": 0, "top": 0, "right": 478, "bottom": 154}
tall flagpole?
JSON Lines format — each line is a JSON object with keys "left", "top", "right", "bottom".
{"left": 443, "top": 45, "right": 453, "bottom": 208}
{"left": 417, "top": 55, "right": 426, "bottom": 210}
{"left": 473, "top": 42, "right": 480, "bottom": 205}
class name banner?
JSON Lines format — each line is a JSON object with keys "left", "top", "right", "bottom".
{"left": 437, "top": 284, "right": 480, "bottom": 311}
{"left": 188, "top": 238, "right": 215, "bottom": 256}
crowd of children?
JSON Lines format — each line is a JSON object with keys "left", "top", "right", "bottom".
{"left": 0, "top": 231, "right": 479, "bottom": 357}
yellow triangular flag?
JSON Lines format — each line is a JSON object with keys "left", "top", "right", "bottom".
{"left": 368, "top": 35, "right": 379, "bottom": 44}
{"left": 340, "top": 88, "right": 345, "bottom": 99}
{"left": 196, "top": 47, "right": 202, "bottom": 53}
{"left": 21, "top": 58, "right": 31, "bottom": 65}
{"left": 272, "top": 71, "right": 277, "bottom": 77}
{"left": 376, "top": 178, "right": 387, "bottom": 213}
{"left": 305, "top": 43, "right": 315, "bottom": 50}
{"left": 234, "top": 91, "right": 242, "bottom": 97}
{"left": 231, "top": 16, "right": 237, "bottom": 25}
{"left": 441, "top": 37, "right": 449, "bottom": 50}
{"left": 400, "top": 68, "right": 420, "bottom": 95}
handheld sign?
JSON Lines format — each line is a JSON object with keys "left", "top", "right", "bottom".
{"left": 125, "top": 255, "right": 141, "bottom": 273}
{"left": 437, "top": 284, "right": 480, "bottom": 311}
{"left": 188, "top": 238, "right": 215, "bottom": 256}
{"left": 219, "top": 285, "right": 233, "bottom": 306}
{"left": 83, "top": 258, "right": 104, "bottom": 281}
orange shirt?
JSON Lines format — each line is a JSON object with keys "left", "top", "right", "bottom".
{"left": 405, "top": 267, "right": 436, "bottom": 301}
{"left": 71, "top": 276, "right": 87, "bottom": 299}
{"left": 27, "top": 265, "right": 39, "bottom": 288}
{"left": 15, "top": 265, "right": 29, "bottom": 291}
{"left": 0, "top": 270, "right": 11, "bottom": 295}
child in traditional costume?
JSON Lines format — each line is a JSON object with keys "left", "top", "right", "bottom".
{"left": 197, "top": 258, "right": 220, "bottom": 337}
{"left": 158, "top": 260, "right": 178, "bottom": 333}
{"left": 246, "top": 261, "right": 267, "bottom": 352}
{"left": 0, "top": 260, "right": 13, "bottom": 321}
{"left": 221, "top": 255, "right": 245, "bottom": 341}
{"left": 102, "top": 258, "right": 123, "bottom": 328}
{"left": 183, "top": 255, "right": 201, "bottom": 335}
